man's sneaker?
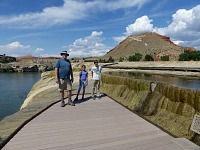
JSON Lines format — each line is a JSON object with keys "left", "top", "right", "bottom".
{"left": 60, "top": 100, "right": 65, "bottom": 107}
{"left": 68, "top": 100, "right": 75, "bottom": 106}
{"left": 97, "top": 94, "right": 101, "bottom": 99}
{"left": 92, "top": 95, "right": 95, "bottom": 100}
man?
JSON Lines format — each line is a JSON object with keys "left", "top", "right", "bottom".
{"left": 55, "top": 51, "right": 75, "bottom": 107}
{"left": 91, "top": 60, "right": 102, "bottom": 100}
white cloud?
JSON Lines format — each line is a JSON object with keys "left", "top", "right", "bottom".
{"left": 113, "top": 5, "right": 200, "bottom": 50}
{"left": 154, "top": 4, "right": 200, "bottom": 49}
{"left": 97, "top": 0, "right": 149, "bottom": 11}
{"left": 0, "top": 0, "right": 150, "bottom": 29}
{"left": 112, "top": 36, "right": 126, "bottom": 43}
{"left": 34, "top": 48, "right": 44, "bottom": 55}
{"left": 125, "top": 16, "right": 153, "bottom": 35}
{"left": 0, "top": 42, "right": 31, "bottom": 56}
{"left": 113, "top": 15, "right": 154, "bottom": 43}
{"left": 0, "top": 42, "right": 49, "bottom": 57}
{"left": 67, "top": 31, "right": 112, "bottom": 58}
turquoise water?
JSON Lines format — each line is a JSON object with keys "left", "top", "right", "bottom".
{"left": 0, "top": 73, "right": 41, "bottom": 121}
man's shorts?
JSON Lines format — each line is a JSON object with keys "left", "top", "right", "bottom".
{"left": 58, "top": 78, "right": 72, "bottom": 91}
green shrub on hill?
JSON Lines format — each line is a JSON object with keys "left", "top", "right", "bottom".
{"left": 108, "top": 56, "right": 115, "bottom": 62}
{"left": 128, "top": 53, "right": 142, "bottom": 61}
{"left": 99, "top": 56, "right": 115, "bottom": 63}
{"left": 161, "top": 55, "right": 169, "bottom": 61}
{"left": 119, "top": 57, "right": 124, "bottom": 62}
{"left": 145, "top": 54, "right": 154, "bottom": 61}
{"left": 179, "top": 50, "right": 200, "bottom": 61}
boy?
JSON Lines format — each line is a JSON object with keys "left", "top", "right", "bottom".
{"left": 91, "top": 60, "right": 102, "bottom": 99}
{"left": 74, "top": 65, "right": 88, "bottom": 101}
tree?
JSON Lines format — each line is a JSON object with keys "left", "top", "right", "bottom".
{"left": 145, "top": 54, "right": 154, "bottom": 61}
{"left": 99, "top": 59, "right": 106, "bottom": 63}
{"left": 135, "top": 53, "right": 142, "bottom": 61}
{"left": 161, "top": 56, "right": 169, "bottom": 61}
{"left": 119, "top": 57, "right": 124, "bottom": 62}
{"left": 179, "top": 53, "right": 189, "bottom": 61}
{"left": 108, "top": 56, "right": 114, "bottom": 62}
{"left": 128, "top": 53, "right": 142, "bottom": 62}
{"left": 178, "top": 49, "right": 200, "bottom": 61}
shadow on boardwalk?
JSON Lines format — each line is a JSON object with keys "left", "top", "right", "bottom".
{"left": 73, "top": 93, "right": 107, "bottom": 104}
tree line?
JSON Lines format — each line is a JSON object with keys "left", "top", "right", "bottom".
{"left": 179, "top": 50, "right": 200, "bottom": 61}
{"left": 99, "top": 49, "right": 200, "bottom": 62}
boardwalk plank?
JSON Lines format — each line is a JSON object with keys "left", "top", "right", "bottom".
{"left": 3, "top": 95, "right": 184, "bottom": 150}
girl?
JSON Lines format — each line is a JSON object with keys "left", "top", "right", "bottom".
{"left": 74, "top": 65, "right": 88, "bottom": 101}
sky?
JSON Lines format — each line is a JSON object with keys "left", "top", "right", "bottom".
{"left": 0, "top": 0, "right": 200, "bottom": 58}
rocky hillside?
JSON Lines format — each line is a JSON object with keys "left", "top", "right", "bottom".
{"left": 103, "top": 32, "right": 195, "bottom": 61}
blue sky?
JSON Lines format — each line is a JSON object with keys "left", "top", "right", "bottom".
{"left": 0, "top": 0, "right": 200, "bottom": 58}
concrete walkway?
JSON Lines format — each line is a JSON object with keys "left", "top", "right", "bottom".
{"left": 3, "top": 95, "right": 185, "bottom": 150}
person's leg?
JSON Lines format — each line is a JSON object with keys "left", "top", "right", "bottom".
{"left": 66, "top": 79, "right": 75, "bottom": 106}
{"left": 82, "top": 89, "right": 85, "bottom": 100}
{"left": 68, "top": 90, "right": 75, "bottom": 106}
{"left": 74, "top": 83, "right": 82, "bottom": 101}
{"left": 60, "top": 90, "right": 65, "bottom": 107}
{"left": 92, "top": 80, "right": 98, "bottom": 99}
{"left": 96, "top": 80, "right": 100, "bottom": 98}
{"left": 60, "top": 90, "right": 64, "bottom": 99}
{"left": 82, "top": 81, "right": 86, "bottom": 100}
{"left": 58, "top": 79, "right": 67, "bottom": 107}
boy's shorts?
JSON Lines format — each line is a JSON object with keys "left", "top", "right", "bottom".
{"left": 93, "top": 80, "right": 100, "bottom": 88}
{"left": 58, "top": 78, "right": 72, "bottom": 91}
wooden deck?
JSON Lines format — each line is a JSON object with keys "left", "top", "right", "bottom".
{"left": 3, "top": 95, "right": 184, "bottom": 150}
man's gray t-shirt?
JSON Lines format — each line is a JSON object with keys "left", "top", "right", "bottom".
{"left": 55, "top": 59, "right": 72, "bottom": 79}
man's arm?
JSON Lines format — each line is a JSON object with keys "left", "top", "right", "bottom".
{"left": 55, "top": 68, "right": 59, "bottom": 83}
{"left": 70, "top": 66, "right": 74, "bottom": 83}
{"left": 91, "top": 71, "right": 93, "bottom": 79}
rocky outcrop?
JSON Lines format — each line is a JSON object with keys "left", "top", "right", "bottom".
{"left": 0, "top": 55, "right": 16, "bottom": 63}
{"left": 100, "top": 73, "right": 200, "bottom": 146}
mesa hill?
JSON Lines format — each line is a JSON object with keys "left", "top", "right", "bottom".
{"left": 103, "top": 32, "right": 195, "bottom": 61}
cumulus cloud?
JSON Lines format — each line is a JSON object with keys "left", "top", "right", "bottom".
{"left": 67, "top": 31, "right": 112, "bottom": 58}
{"left": 0, "top": 42, "right": 48, "bottom": 57}
{"left": 0, "top": 42, "right": 31, "bottom": 56}
{"left": 34, "top": 48, "right": 45, "bottom": 55}
{"left": 0, "top": 0, "right": 150, "bottom": 28}
{"left": 125, "top": 16, "right": 153, "bottom": 35}
{"left": 112, "top": 36, "right": 127, "bottom": 44}
{"left": 113, "top": 4, "right": 200, "bottom": 50}
{"left": 113, "top": 15, "right": 154, "bottom": 43}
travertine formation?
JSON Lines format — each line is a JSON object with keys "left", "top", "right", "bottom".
{"left": 100, "top": 73, "right": 200, "bottom": 146}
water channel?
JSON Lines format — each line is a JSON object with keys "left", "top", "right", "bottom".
{"left": 105, "top": 71, "right": 200, "bottom": 90}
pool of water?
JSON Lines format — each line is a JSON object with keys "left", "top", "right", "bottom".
{"left": 0, "top": 73, "right": 41, "bottom": 121}
{"left": 106, "top": 71, "right": 200, "bottom": 90}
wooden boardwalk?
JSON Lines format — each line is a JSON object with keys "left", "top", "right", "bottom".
{"left": 3, "top": 95, "right": 184, "bottom": 150}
